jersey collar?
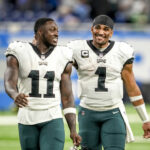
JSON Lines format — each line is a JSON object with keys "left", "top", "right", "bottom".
{"left": 30, "top": 43, "right": 55, "bottom": 60}
{"left": 87, "top": 40, "right": 115, "bottom": 57}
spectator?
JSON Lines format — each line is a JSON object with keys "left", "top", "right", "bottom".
{"left": 116, "top": 0, "right": 149, "bottom": 23}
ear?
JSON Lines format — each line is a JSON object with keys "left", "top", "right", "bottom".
{"left": 34, "top": 34, "right": 37, "bottom": 40}
{"left": 109, "top": 30, "right": 113, "bottom": 38}
{"left": 38, "top": 30, "right": 42, "bottom": 36}
{"left": 32, "top": 39, "right": 36, "bottom": 45}
{"left": 91, "top": 26, "right": 94, "bottom": 33}
{"left": 35, "top": 29, "right": 42, "bottom": 41}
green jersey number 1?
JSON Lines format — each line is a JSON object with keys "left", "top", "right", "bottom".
{"left": 95, "top": 67, "right": 108, "bottom": 92}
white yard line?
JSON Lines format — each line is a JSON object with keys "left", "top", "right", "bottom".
{"left": 134, "top": 136, "right": 150, "bottom": 143}
{"left": 0, "top": 114, "right": 142, "bottom": 125}
{"left": 0, "top": 116, "right": 18, "bottom": 125}
{"left": 0, "top": 115, "right": 150, "bottom": 143}
{"left": 127, "top": 114, "right": 141, "bottom": 123}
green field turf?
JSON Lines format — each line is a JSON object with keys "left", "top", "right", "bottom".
{"left": 0, "top": 104, "right": 150, "bottom": 150}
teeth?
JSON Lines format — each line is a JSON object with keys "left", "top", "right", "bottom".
{"left": 53, "top": 38, "right": 58, "bottom": 42}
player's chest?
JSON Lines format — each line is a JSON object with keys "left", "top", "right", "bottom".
{"left": 19, "top": 51, "right": 63, "bottom": 78}
{"left": 77, "top": 49, "right": 123, "bottom": 70}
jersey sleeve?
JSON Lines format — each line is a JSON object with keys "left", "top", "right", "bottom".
{"left": 5, "top": 41, "right": 23, "bottom": 63}
{"left": 119, "top": 42, "right": 134, "bottom": 66}
{"left": 61, "top": 46, "right": 73, "bottom": 63}
{"left": 67, "top": 40, "right": 79, "bottom": 64}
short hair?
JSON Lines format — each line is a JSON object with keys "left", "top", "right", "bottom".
{"left": 92, "top": 15, "right": 114, "bottom": 29}
{"left": 34, "top": 18, "right": 54, "bottom": 34}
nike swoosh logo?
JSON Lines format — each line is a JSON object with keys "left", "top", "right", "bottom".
{"left": 112, "top": 111, "right": 119, "bottom": 114}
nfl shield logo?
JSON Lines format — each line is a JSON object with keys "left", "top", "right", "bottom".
{"left": 99, "top": 53, "right": 103, "bottom": 58}
{"left": 41, "top": 55, "right": 45, "bottom": 60}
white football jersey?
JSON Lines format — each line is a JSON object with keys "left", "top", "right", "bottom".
{"left": 5, "top": 41, "right": 72, "bottom": 124}
{"left": 68, "top": 40, "right": 134, "bottom": 109}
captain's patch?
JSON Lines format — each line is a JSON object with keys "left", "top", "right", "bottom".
{"left": 81, "top": 50, "right": 89, "bottom": 58}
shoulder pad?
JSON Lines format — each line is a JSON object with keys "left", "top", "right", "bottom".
{"left": 67, "top": 40, "right": 85, "bottom": 49}
{"left": 7, "top": 41, "right": 27, "bottom": 50}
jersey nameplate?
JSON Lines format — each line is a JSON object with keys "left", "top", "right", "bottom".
{"left": 38, "top": 61, "right": 48, "bottom": 65}
{"left": 97, "top": 58, "right": 106, "bottom": 63}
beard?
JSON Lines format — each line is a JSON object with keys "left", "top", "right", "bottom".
{"left": 42, "top": 35, "right": 57, "bottom": 48}
{"left": 94, "top": 34, "right": 109, "bottom": 47}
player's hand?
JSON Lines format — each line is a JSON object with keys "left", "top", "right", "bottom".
{"left": 143, "top": 122, "right": 150, "bottom": 138}
{"left": 70, "top": 132, "right": 82, "bottom": 147}
{"left": 14, "top": 93, "right": 29, "bottom": 108}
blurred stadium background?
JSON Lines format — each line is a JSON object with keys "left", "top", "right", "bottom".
{"left": 0, "top": 0, "right": 150, "bottom": 150}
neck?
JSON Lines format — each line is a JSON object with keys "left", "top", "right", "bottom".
{"left": 36, "top": 42, "right": 54, "bottom": 54}
{"left": 92, "top": 41, "right": 109, "bottom": 49}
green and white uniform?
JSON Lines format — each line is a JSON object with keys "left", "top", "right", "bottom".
{"left": 68, "top": 40, "right": 134, "bottom": 110}
{"left": 5, "top": 41, "right": 72, "bottom": 150}
{"left": 68, "top": 40, "right": 134, "bottom": 150}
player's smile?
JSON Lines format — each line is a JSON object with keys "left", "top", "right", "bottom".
{"left": 95, "top": 34, "right": 106, "bottom": 42}
{"left": 52, "top": 36, "right": 58, "bottom": 45}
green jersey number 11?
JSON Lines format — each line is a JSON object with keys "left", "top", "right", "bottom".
{"left": 28, "top": 70, "right": 55, "bottom": 98}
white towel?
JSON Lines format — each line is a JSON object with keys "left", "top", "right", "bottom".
{"left": 119, "top": 104, "right": 135, "bottom": 143}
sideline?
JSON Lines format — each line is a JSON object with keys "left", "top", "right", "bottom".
{"left": 0, "top": 114, "right": 142, "bottom": 125}
{"left": 0, "top": 116, "right": 17, "bottom": 125}
{"left": 0, "top": 115, "right": 150, "bottom": 143}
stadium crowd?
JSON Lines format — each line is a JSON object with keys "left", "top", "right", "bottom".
{"left": 0, "top": 0, "right": 150, "bottom": 24}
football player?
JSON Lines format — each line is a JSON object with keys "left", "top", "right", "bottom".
{"left": 4, "top": 18, "right": 81, "bottom": 150}
{"left": 67, "top": 15, "right": 150, "bottom": 150}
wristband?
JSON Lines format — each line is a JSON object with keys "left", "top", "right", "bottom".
{"left": 129, "top": 95, "right": 143, "bottom": 102}
{"left": 134, "top": 104, "right": 150, "bottom": 123}
{"left": 63, "top": 107, "right": 76, "bottom": 115}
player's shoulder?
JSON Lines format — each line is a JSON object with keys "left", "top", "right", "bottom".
{"left": 56, "top": 44, "right": 73, "bottom": 58}
{"left": 115, "top": 41, "right": 134, "bottom": 58}
{"left": 7, "top": 41, "right": 29, "bottom": 51}
{"left": 67, "top": 40, "right": 86, "bottom": 49}
{"left": 5, "top": 41, "right": 30, "bottom": 58}
{"left": 56, "top": 44, "right": 72, "bottom": 52}
{"left": 116, "top": 41, "right": 134, "bottom": 51}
